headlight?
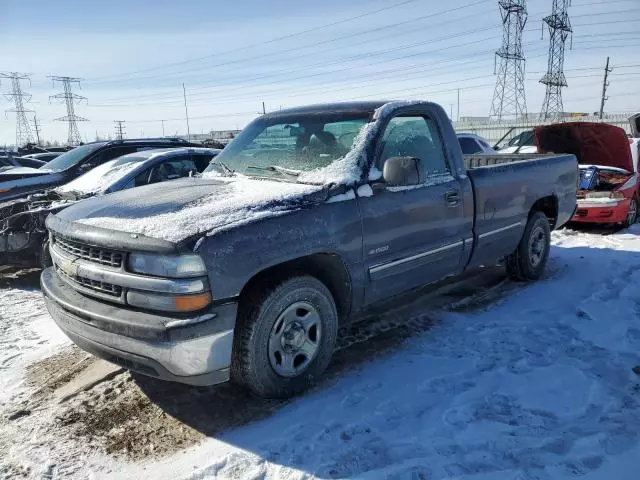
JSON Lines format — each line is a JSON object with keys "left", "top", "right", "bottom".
{"left": 610, "top": 191, "right": 625, "bottom": 200}
{"left": 128, "top": 253, "right": 207, "bottom": 278}
{"left": 127, "top": 290, "right": 212, "bottom": 312}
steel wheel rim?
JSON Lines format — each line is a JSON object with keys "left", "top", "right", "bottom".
{"left": 528, "top": 225, "right": 546, "bottom": 268}
{"left": 268, "top": 301, "right": 322, "bottom": 378}
{"left": 628, "top": 199, "right": 637, "bottom": 224}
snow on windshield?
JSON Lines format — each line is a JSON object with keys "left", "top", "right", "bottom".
{"left": 56, "top": 157, "right": 143, "bottom": 195}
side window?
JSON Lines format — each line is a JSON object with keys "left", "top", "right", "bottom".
{"left": 134, "top": 169, "right": 151, "bottom": 187}
{"left": 83, "top": 146, "right": 138, "bottom": 170}
{"left": 191, "top": 153, "right": 217, "bottom": 172}
{"left": 148, "top": 158, "right": 197, "bottom": 184}
{"left": 379, "top": 116, "right": 449, "bottom": 176}
{"left": 458, "top": 137, "right": 482, "bottom": 154}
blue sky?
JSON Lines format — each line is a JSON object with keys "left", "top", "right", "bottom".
{"left": 1, "top": 0, "right": 639, "bottom": 144}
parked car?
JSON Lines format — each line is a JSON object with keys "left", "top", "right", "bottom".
{"left": 0, "top": 155, "right": 47, "bottom": 169}
{"left": 456, "top": 133, "right": 496, "bottom": 154}
{"left": 41, "top": 100, "right": 577, "bottom": 398}
{"left": 21, "top": 152, "right": 63, "bottom": 163}
{"left": 496, "top": 129, "right": 537, "bottom": 154}
{"left": 0, "top": 137, "right": 200, "bottom": 202}
{"left": 536, "top": 122, "right": 639, "bottom": 227}
{"left": 0, "top": 147, "right": 220, "bottom": 268}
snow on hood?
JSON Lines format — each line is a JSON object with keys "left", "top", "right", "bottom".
{"left": 69, "top": 176, "right": 323, "bottom": 243}
{"left": 298, "top": 100, "right": 428, "bottom": 185}
{"left": 56, "top": 158, "right": 141, "bottom": 195}
{"left": 0, "top": 166, "right": 48, "bottom": 176}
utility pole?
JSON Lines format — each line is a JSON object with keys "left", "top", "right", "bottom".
{"left": 0, "top": 72, "right": 35, "bottom": 146}
{"left": 449, "top": 104, "right": 454, "bottom": 120}
{"left": 489, "top": 1, "right": 528, "bottom": 120}
{"left": 182, "top": 83, "right": 190, "bottom": 141}
{"left": 32, "top": 115, "right": 42, "bottom": 146}
{"left": 262, "top": 101, "right": 266, "bottom": 115}
{"left": 161, "top": 120, "right": 165, "bottom": 137}
{"left": 457, "top": 88, "right": 460, "bottom": 122}
{"left": 114, "top": 120, "right": 126, "bottom": 140}
{"left": 49, "top": 76, "right": 88, "bottom": 145}
{"left": 599, "top": 56, "right": 612, "bottom": 120}
{"left": 540, "top": 0, "right": 572, "bottom": 121}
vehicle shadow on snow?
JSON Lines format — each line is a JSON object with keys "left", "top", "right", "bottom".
{"left": 127, "top": 245, "right": 640, "bottom": 478}
{"left": 129, "top": 268, "right": 510, "bottom": 446}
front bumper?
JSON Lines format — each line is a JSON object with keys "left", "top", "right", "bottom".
{"left": 571, "top": 198, "right": 631, "bottom": 224}
{"left": 41, "top": 267, "right": 237, "bottom": 386}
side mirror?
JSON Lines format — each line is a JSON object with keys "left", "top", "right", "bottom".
{"left": 78, "top": 163, "right": 93, "bottom": 173}
{"left": 382, "top": 156, "right": 424, "bottom": 187}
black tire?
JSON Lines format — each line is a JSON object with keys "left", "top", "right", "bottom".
{"left": 506, "top": 211, "right": 551, "bottom": 281}
{"left": 622, "top": 196, "right": 638, "bottom": 229}
{"left": 231, "top": 275, "right": 338, "bottom": 398}
{"left": 40, "top": 239, "right": 53, "bottom": 270}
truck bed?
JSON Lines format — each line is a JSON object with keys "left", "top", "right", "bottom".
{"left": 462, "top": 153, "right": 578, "bottom": 270}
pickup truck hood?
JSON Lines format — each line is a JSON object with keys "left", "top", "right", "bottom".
{"left": 534, "top": 122, "right": 634, "bottom": 172}
{"left": 60, "top": 176, "right": 326, "bottom": 243}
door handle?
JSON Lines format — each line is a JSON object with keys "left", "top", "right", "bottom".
{"left": 445, "top": 191, "right": 461, "bottom": 207}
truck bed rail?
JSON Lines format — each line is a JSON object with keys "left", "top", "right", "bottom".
{"left": 464, "top": 153, "right": 547, "bottom": 169}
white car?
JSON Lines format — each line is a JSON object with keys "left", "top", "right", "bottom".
{"left": 456, "top": 133, "right": 496, "bottom": 154}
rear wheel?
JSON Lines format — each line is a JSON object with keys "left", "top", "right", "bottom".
{"left": 231, "top": 276, "right": 338, "bottom": 398}
{"left": 506, "top": 211, "right": 551, "bottom": 281}
{"left": 622, "top": 196, "right": 638, "bottom": 228}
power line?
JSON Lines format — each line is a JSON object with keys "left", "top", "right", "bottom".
{"left": 49, "top": 76, "right": 88, "bottom": 145}
{"left": 490, "top": 0, "right": 528, "bottom": 120}
{"left": 0, "top": 72, "right": 35, "bottom": 146}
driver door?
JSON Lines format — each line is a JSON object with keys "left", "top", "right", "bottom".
{"left": 359, "top": 114, "right": 467, "bottom": 304}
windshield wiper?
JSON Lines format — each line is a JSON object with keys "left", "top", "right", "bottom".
{"left": 246, "top": 165, "right": 301, "bottom": 178}
{"left": 209, "top": 159, "right": 235, "bottom": 176}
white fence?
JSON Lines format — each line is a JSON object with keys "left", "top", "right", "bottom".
{"left": 453, "top": 114, "right": 633, "bottom": 146}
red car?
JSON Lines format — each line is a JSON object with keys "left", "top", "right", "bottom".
{"left": 535, "top": 122, "right": 639, "bottom": 227}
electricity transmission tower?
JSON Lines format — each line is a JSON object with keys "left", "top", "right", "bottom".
{"left": 0, "top": 72, "right": 35, "bottom": 146}
{"left": 489, "top": 0, "right": 528, "bottom": 121}
{"left": 539, "top": 0, "right": 572, "bottom": 121}
{"left": 114, "top": 120, "right": 126, "bottom": 140}
{"left": 49, "top": 76, "right": 88, "bottom": 145}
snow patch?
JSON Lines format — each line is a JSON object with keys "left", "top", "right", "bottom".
{"left": 357, "top": 184, "right": 374, "bottom": 197}
{"left": 326, "top": 189, "right": 356, "bottom": 203}
{"left": 56, "top": 159, "right": 141, "bottom": 195}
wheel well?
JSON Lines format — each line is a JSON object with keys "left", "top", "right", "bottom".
{"left": 530, "top": 195, "right": 558, "bottom": 229}
{"left": 238, "top": 253, "right": 352, "bottom": 321}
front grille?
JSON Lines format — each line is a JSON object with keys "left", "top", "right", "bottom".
{"left": 54, "top": 236, "right": 123, "bottom": 268}
{"left": 56, "top": 265, "right": 122, "bottom": 298}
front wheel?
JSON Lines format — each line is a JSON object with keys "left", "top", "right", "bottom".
{"left": 231, "top": 276, "right": 338, "bottom": 398}
{"left": 506, "top": 211, "right": 551, "bottom": 281}
{"left": 622, "top": 196, "right": 638, "bottom": 228}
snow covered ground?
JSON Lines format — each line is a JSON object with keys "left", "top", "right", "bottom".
{"left": 2, "top": 226, "right": 640, "bottom": 479}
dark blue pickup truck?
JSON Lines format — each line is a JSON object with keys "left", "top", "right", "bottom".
{"left": 41, "top": 101, "right": 578, "bottom": 398}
